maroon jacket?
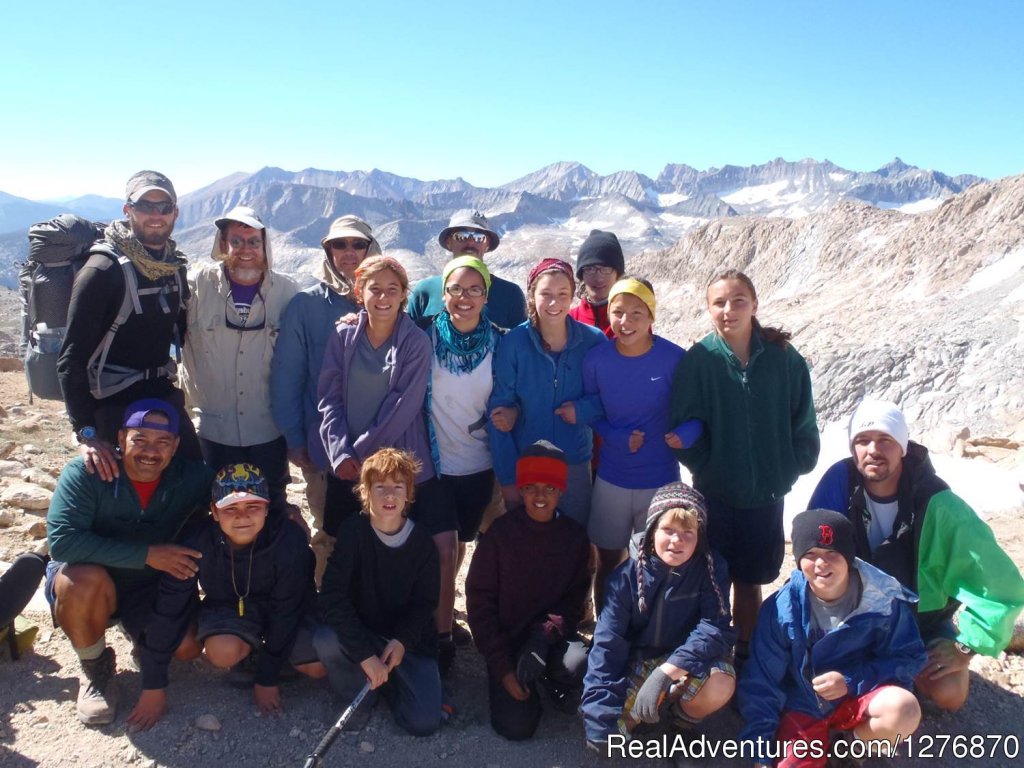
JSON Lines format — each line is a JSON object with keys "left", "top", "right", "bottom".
{"left": 466, "top": 506, "right": 592, "bottom": 679}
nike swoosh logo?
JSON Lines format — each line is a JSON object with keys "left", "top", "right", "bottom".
{"left": 650, "top": 376, "right": 662, "bottom": 381}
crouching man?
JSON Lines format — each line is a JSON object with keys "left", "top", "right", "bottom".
{"left": 46, "top": 399, "right": 212, "bottom": 725}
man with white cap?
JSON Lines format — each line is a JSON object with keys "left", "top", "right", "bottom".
{"left": 58, "top": 170, "right": 201, "bottom": 480}
{"left": 182, "top": 206, "right": 298, "bottom": 515}
{"left": 271, "top": 215, "right": 381, "bottom": 580}
{"left": 408, "top": 210, "right": 526, "bottom": 331}
{"left": 809, "top": 397, "right": 1024, "bottom": 712}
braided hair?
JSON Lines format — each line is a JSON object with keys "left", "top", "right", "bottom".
{"left": 636, "top": 482, "right": 729, "bottom": 618}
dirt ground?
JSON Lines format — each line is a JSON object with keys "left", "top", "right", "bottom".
{"left": 1, "top": 368, "right": 1022, "bottom": 768}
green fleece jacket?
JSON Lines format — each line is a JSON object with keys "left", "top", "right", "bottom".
{"left": 809, "top": 447, "right": 1024, "bottom": 657}
{"left": 671, "top": 330, "right": 819, "bottom": 508}
{"left": 47, "top": 456, "right": 212, "bottom": 584}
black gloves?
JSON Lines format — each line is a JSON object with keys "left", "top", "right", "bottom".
{"left": 630, "top": 667, "right": 672, "bottom": 723}
{"left": 515, "top": 630, "right": 550, "bottom": 686}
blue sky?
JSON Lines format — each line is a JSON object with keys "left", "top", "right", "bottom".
{"left": 2, "top": 0, "right": 1022, "bottom": 200}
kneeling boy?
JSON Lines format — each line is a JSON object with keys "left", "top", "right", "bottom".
{"left": 466, "top": 440, "right": 593, "bottom": 741}
{"left": 740, "top": 508, "right": 926, "bottom": 768}
{"left": 130, "top": 463, "right": 323, "bottom": 729}
{"left": 582, "top": 482, "right": 736, "bottom": 754}
{"left": 314, "top": 448, "right": 442, "bottom": 737}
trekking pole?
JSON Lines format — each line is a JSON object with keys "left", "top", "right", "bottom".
{"left": 302, "top": 681, "right": 372, "bottom": 768}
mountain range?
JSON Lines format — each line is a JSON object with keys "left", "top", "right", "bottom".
{"left": 1, "top": 158, "right": 1020, "bottom": 443}
{"left": 0, "top": 157, "right": 983, "bottom": 288}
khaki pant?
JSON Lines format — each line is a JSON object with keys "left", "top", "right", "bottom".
{"left": 302, "top": 466, "right": 335, "bottom": 586}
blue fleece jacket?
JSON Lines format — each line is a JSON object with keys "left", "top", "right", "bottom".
{"left": 270, "top": 282, "right": 358, "bottom": 471}
{"left": 738, "top": 560, "right": 927, "bottom": 759}
{"left": 487, "top": 318, "right": 607, "bottom": 485}
{"left": 581, "top": 544, "right": 735, "bottom": 742}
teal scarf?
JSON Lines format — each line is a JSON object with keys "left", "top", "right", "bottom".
{"left": 432, "top": 308, "right": 498, "bottom": 375}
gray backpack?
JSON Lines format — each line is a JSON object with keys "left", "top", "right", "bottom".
{"left": 19, "top": 215, "right": 106, "bottom": 401}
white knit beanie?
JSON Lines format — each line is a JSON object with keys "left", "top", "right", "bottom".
{"left": 848, "top": 398, "right": 910, "bottom": 456}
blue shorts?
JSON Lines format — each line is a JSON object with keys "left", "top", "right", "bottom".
{"left": 703, "top": 497, "right": 785, "bottom": 585}
{"left": 45, "top": 559, "right": 157, "bottom": 641}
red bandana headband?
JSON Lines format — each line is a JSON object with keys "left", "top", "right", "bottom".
{"left": 527, "top": 258, "right": 575, "bottom": 293}
{"left": 515, "top": 455, "right": 568, "bottom": 491}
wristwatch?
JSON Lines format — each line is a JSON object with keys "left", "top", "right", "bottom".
{"left": 954, "top": 641, "right": 975, "bottom": 657}
{"left": 76, "top": 426, "right": 98, "bottom": 444}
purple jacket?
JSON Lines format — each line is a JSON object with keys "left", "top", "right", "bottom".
{"left": 317, "top": 311, "right": 434, "bottom": 483}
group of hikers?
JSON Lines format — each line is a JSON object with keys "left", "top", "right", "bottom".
{"left": 9, "top": 168, "right": 1021, "bottom": 766}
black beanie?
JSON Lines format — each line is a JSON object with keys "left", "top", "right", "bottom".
{"left": 791, "top": 509, "right": 856, "bottom": 568}
{"left": 576, "top": 229, "right": 625, "bottom": 278}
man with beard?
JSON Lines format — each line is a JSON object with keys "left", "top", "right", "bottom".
{"left": 46, "top": 399, "right": 212, "bottom": 725}
{"left": 58, "top": 170, "right": 200, "bottom": 481}
{"left": 808, "top": 398, "right": 1024, "bottom": 712}
{"left": 407, "top": 210, "right": 526, "bottom": 331}
{"left": 182, "top": 206, "right": 297, "bottom": 516}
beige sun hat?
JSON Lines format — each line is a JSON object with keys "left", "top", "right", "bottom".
{"left": 320, "top": 215, "right": 381, "bottom": 258}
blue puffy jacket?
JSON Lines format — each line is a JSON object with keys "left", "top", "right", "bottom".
{"left": 270, "top": 283, "right": 358, "bottom": 471}
{"left": 581, "top": 543, "right": 735, "bottom": 742}
{"left": 739, "top": 560, "right": 927, "bottom": 758}
{"left": 487, "top": 318, "right": 606, "bottom": 485}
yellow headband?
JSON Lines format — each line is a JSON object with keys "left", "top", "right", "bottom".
{"left": 608, "top": 278, "right": 656, "bottom": 322}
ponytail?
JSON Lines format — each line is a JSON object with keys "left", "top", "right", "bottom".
{"left": 708, "top": 269, "right": 791, "bottom": 348}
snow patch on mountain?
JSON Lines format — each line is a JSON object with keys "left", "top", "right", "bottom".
{"left": 964, "top": 247, "right": 1024, "bottom": 294}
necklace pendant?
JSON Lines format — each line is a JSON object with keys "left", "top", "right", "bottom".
{"left": 238, "top": 597, "right": 245, "bottom": 617}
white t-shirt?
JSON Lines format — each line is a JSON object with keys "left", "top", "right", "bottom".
{"left": 865, "top": 492, "right": 900, "bottom": 551}
{"left": 430, "top": 354, "right": 494, "bottom": 476}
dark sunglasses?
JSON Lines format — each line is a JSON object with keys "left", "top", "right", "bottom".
{"left": 451, "top": 230, "right": 489, "bottom": 244}
{"left": 330, "top": 238, "right": 371, "bottom": 251}
{"left": 130, "top": 200, "right": 175, "bottom": 215}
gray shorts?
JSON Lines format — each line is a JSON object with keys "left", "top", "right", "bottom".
{"left": 558, "top": 461, "right": 595, "bottom": 528}
{"left": 587, "top": 477, "right": 658, "bottom": 550}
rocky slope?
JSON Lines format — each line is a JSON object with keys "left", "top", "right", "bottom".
{"left": 629, "top": 174, "right": 1024, "bottom": 440}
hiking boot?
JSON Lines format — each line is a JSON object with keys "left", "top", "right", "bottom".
{"left": 541, "top": 678, "right": 581, "bottom": 715}
{"left": 438, "top": 638, "right": 457, "bottom": 677}
{"left": 77, "top": 647, "right": 117, "bottom": 726}
{"left": 450, "top": 617, "right": 473, "bottom": 647}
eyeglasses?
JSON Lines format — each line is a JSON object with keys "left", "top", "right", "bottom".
{"left": 331, "top": 238, "right": 371, "bottom": 251}
{"left": 130, "top": 200, "right": 175, "bottom": 215}
{"left": 581, "top": 265, "right": 616, "bottom": 277}
{"left": 228, "top": 236, "right": 264, "bottom": 250}
{"left": 450, "top": 230, "right": 489, "bottom": 244}
{"left": 445, "top": 284, "right": 486, "bottom": 298}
